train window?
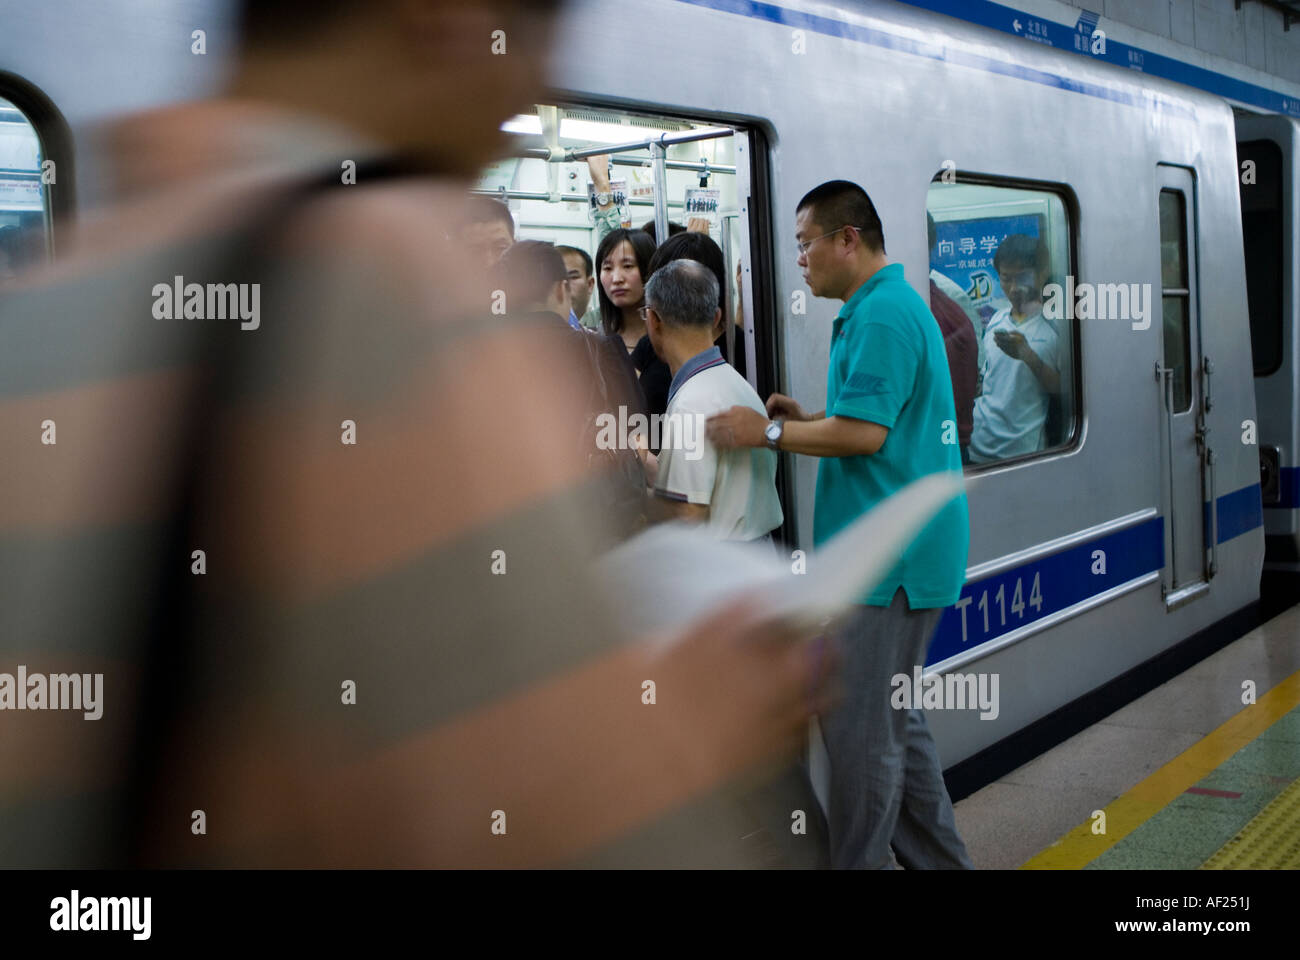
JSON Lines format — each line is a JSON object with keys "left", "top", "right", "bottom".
{"left": 1159, "top": 190, "right": 1192, "bottom": 412}
{"left": 926, "top": 180, "right": 1076, "bottom": 469}
{"left": 0, "top": 96, "right": 52, "bottom": 280}
{"left": 473, "top": 104, "right": 756, "bottom": 382}
{"left": 1238, "top": 140, "right": 1283, "bottom": 378}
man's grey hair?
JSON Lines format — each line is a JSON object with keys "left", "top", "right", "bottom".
{"left": 644, "top": 259, "right": 720, "bottom": 328}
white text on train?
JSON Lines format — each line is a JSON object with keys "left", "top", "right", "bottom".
{"left": 954, "top": 574, "right": 1044, "bottom": 644}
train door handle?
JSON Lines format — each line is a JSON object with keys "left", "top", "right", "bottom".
{"left": 1154, "top": 362, "right": 1178, "bottom": 588}
{"left": 1205, "top": 447, "right": 1217, "bottom": 579}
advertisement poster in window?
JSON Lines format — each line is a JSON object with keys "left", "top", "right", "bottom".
{"left": 929, "top": 214, "right": 1041, "bottom": 324}
{"left": 683, "top": 187, "right": 721, "bottom": 238}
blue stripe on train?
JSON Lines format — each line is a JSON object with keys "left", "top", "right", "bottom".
{"left": 926, "top": 515, "right": 1164, "bottom": 666}
{"left": 675, "top": 0, "right": 1300, "bottom": 119}
{"left": 1208, "top": 483, "right": 1264, "bottom": 540}
{"left": 890, "top": 0, "right": 1300, "bottom": 117}
{"left": 676, "top": 0, "right": 1172, "bottom": 113}
{"left": 925, "top": 483, "right": 1264, "bottom": 666}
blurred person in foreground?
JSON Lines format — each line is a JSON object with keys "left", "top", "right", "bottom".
{"left": 0, "top": 0, "right": 828, "bottom": 868}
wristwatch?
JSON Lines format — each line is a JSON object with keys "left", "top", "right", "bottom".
{"left": 764, "top": 419, "right": 784, "bottom": 450}
{"left": 594, "top": 191, "right": 611, "bottom": 207}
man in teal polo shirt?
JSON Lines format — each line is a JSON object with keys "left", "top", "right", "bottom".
{"left": 707, "top": 180, "right": 971, "bottom": 869}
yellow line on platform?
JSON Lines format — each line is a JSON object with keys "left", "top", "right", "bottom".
{"left": 1021, "top": 669, "right": 1300, "bottom": 870}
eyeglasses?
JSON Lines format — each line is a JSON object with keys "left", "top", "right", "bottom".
{"left": 997, "top": 271, "right": 1039, "bottom": 288}
{"left": 796, "top": 225, "right": 862, "bottom": 257}
{"left": 637, "top": 305, "right": 650, "bottom": 321}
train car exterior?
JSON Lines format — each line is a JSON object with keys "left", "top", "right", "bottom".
{"left": 0, "top": 0, "right": 1279, "bottom": 783}
{"left": 1237, "top": 115, "right": 1300, "bottom": 570}
{"left": 552, "top": 0, "right": 1264, "bottom": 769}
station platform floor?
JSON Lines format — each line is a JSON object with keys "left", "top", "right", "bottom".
{"left": 952, "top": 601, "right": 1300, "bottom": 869}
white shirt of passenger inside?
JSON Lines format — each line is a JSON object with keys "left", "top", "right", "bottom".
{"left": 655, "top": 346, "right": 783, "bottom": 541}
{"left": 969, "top": 307, "right": 1061, "bottom": 463}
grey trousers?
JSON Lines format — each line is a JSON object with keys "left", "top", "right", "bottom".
{"left": 820, "top": 588, "right": 973, "bottom": 869}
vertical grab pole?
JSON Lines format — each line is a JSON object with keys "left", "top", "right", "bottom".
{"left": 1206, "top": 448, "right": 1217, "bottom": 578}
{"left": 720, "top": 213, "right": 737, "bottom": 365}
{"left": 650, "top": 140, "right": 669, "bottom": 244}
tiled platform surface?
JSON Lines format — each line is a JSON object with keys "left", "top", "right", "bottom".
{"left": 952, "top": 603, "right": 1300, "bottom": 869}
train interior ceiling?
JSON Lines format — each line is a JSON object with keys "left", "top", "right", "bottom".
{"left": 480, "top": 103, "right": 753, "bottom": 351}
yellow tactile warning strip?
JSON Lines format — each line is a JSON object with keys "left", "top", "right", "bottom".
{"left": 1021, "top": 669, "right": 1300, "bottom": 869}
{"left": 1200, "top": 776, "right": 1300, "bottom": 869}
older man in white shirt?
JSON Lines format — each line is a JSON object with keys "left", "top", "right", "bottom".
{"left": 643, "top": 259, "right": 784, "bottom": 543}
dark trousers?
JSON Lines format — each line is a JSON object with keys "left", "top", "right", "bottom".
{"left": 820, "top": 588, "right": 972, "bottom": 869}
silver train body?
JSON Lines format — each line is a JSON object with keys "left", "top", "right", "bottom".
{"left": 555, "top": 0, "right": 1272, "bottom": 771}
{"left": 3, "top": 0, "right": 1292, "bottom": 782}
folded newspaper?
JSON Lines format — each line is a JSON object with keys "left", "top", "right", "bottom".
{"left": 599, "top": 472, "right": 965, "bottom": 640}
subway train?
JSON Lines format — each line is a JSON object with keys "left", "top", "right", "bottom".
{"left": 1, "top": 0, "right": 1296, "bottom": 798}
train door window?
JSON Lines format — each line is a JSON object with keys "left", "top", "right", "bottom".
{"left": 474, "top": 104, "right": 761, "bottom": 389}
{"left": 1237, "top": 140, "right": 1284, "bottom": 377}
{"left": 1159, "top": 190, "right": 1192, "bottom": 412}
{"left": 0, "top": 95, "right": 53, "bottom": 280}
{"left": 926, "top": 180, "right": 1077, "bottom": 469}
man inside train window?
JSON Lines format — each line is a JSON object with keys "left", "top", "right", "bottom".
{"left": 706, "top": 179, "right": 972, "bottom": 869}
{"left": 459, "top": 196, "right": 516, "bottom": 269}
{"left": 968, "top": 234, "right": 1062, "bottom": 463}
{"left": 644, "top": 259, "right": 783, "bottom": 542}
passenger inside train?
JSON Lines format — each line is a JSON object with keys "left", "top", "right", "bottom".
{"left": 555, "top": 244, "right": 601, "bottom": 330}
{"left": 969, "top": 234, "right": 1063, "bottom": 463}
{"left": 459, "top": 196, "right": 517, "bottom": 270}
{"left": 643, "top": 258, "right": 783, "bottom": 543}
{"left": 926, "top": 212, "right": 980, "bottom": 463}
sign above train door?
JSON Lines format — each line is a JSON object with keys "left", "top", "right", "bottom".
{"left": 892, "top": 0, "right": 1300, "bottom": 118}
